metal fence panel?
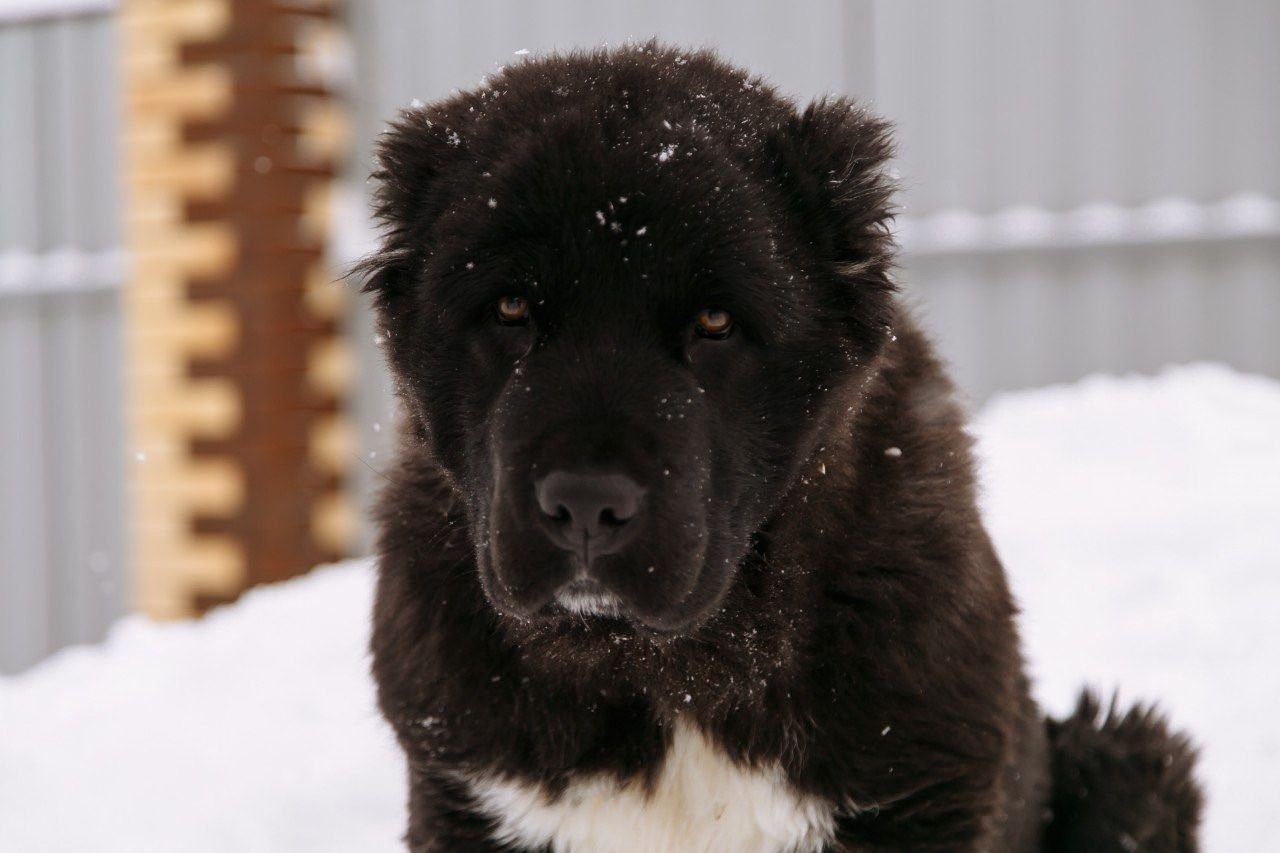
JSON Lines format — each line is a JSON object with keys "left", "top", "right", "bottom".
{"left": 0, "top": 10, "right": 124, "bottom": 674}
{"left": 873, "top": 0, "right": 1280, "bottom": 402}
{"left": 874, "top": 0, "right": 1280, "bottom": 213}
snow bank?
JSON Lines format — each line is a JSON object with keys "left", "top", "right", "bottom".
{"left": 977, "top": 364, "right": 1280, "bottom": 851}
{"left": 0, "top": 563, "right": 405, "bottom": 852}
{"left": 2, "top": 364, "right": 1277, "bottom": 851}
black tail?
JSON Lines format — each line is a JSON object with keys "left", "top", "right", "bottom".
{"left": 1042, "top": 691, "right": 1202, "bottom": 852}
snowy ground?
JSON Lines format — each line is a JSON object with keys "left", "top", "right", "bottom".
{"left": 2, "top": 364, "right": 1277, "bottom": 851}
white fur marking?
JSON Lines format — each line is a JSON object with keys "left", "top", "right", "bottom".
{"left": 468, "top": 719, "right": 835, "bottom": 852}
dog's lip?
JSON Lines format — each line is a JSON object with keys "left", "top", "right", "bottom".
{"left": 561, "top": 577, "right": 609, "bottom": 596}
{"left": 552, "top": 578, "right": 625, "bottom": 617}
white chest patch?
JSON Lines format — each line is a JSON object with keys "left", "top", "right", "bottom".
{"left": 466, "top": 720, "right": 835, "bottom": 853}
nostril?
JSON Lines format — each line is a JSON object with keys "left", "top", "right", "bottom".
{"left": 599, "top": 507, "right": 630, "bottom": 527}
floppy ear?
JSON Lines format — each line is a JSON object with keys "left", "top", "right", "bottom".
{"left": 354, "top": 107, "right": 469, "bottom": 303}
{"left": 769, "top": 97, "right": 898, "bottom": 301}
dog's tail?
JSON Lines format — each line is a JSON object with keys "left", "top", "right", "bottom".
{"left": 1042, "top": 691, "right": 1203, "bottom": 852}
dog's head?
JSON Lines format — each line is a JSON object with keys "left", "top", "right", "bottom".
{"left": 361, "top": 46, "right": 896, "bottom": 633}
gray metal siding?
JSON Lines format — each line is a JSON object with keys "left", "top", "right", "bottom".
{"left": 0, "top": 289, "right": 125, "bottom": 671}
{"left": 0, "top": 11, "right": 124, "bottom": 674}
{"left": 903, "top": 242, "right": 1280, "bottom": 404}
{"left": 872, "top": 0, "right": 1280, "bottom": 401}
{"left": 874, "top": 0, "right": 1280, "bottom": 213}
{"left": 0, "top": 13, "right": 120, "bottom": 251}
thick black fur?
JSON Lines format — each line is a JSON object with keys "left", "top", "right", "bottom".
{"left": 360, "top": 44, "right": 1202, "bottom": 851}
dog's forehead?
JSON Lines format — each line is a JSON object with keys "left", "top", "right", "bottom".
{"left": 459, "top": 138, "right": 785, "bottom": 306}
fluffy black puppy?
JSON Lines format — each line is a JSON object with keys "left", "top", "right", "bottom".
{"left": 361, "top": 44, "right": 1201, "bottom": 852}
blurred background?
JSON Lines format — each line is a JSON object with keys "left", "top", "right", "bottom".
{"left": 1, "top": 0, "right": 1277, "bottom": 674}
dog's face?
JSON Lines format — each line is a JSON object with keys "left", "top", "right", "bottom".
{"left": 363, "top": 48, "right": 896, "bottom": 633}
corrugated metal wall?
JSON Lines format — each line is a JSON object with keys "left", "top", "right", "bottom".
{"left": 875, "top": 0, "right": 1280, "bottom": 401}
{"left": 0, "top": 10, "right": 125, "bottom": 674}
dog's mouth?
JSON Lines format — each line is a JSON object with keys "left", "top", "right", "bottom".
{"left": 552, "top": 578, "right": 625, "bottom": 618}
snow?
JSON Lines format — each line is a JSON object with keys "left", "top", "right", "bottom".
{"left": 2, "top": 364, "right": 1277, "bottom": 851}
{"left": 0, "top": 247, "right": 126, "bottom": 296}
{"left": 896, "top": 192, "right": 1280, "bottom": 256}
{"left": 0, "top": 565, "right": 405, "bottom": 852}
{"left": 977, "top": 364, "right": 1280, "bottom": 851}
{"left": 0, "top": 0, "right": 113, "bottom": 23}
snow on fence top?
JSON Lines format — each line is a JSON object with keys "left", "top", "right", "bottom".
{"left": 0, "top": 0, "right": 114, "bottom": 24}
{"left": 896, "top": 192, "right": 1280, "bottom": 257}
{"left": 0, "top": 248, "right": 126, "bottom": 296}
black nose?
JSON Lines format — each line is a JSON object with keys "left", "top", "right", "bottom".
{"left": 535, "top": 471, "right": 645, "bottom": 563}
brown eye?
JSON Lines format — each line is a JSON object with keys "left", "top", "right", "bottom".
{"left": 495, "top": 295, "right": 529, "bottom": 325}
{"left": 694, "top": 307, "right": 733, "bottom": 339}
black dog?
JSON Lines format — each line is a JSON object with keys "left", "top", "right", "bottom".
{"left": 360, "top": 44, "right": 1201, "bottom": 852}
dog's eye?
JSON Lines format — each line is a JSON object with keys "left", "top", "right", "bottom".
{"left": 694, "top": 307, "right": 733, "bottom": 339}
{"left": 495, "top": 295, "right": 529, "bottom": 325}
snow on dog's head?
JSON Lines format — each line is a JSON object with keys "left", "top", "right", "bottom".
{"left": 359, "top": 44, "right": 897, "bottom": 634}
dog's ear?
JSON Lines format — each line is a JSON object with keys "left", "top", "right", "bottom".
{"left": 769, "top": 98, "right": 897, "bottom": 295}
{"left": 355, "top": 107, "right": 470, "bottom": 302}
